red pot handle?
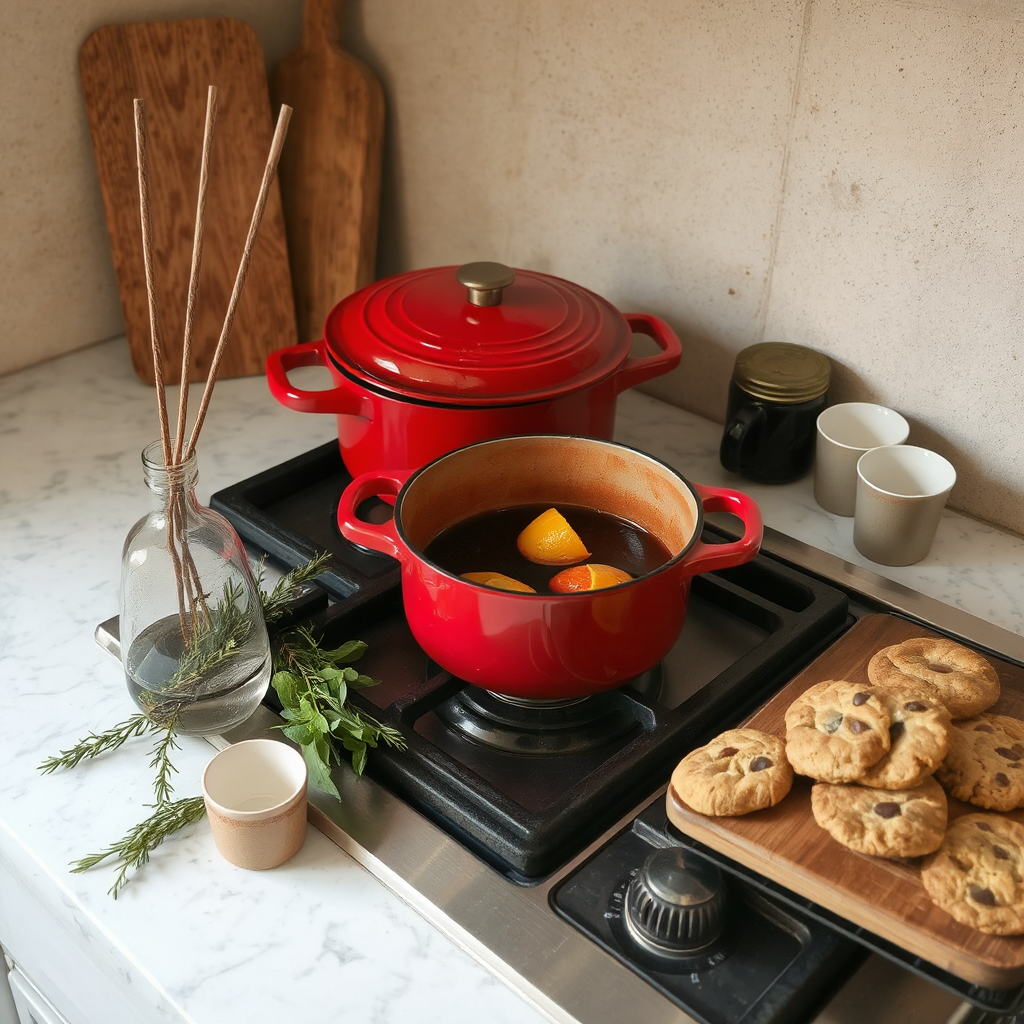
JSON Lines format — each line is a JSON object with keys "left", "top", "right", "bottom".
{"left": 266, "top": 340, "right": 364, "bottom": 415}
{"left": 612, "top": 314, "right": 683, "bottom": 393}
{"left": 681, "top": 483, "right": 763, "bottom": 576}
{"left": 336, "top": 470, "right": 411, "bottom": 559}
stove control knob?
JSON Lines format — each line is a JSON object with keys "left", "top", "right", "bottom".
{"left": 623, "top": 848, "right": 726, "bottom": 956}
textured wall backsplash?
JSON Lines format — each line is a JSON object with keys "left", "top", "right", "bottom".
{"left": 3, "top": 0, "right": 1023, "bottom": 536}
{"left": 0, "top": 0, "right": 302, "bottom": 375}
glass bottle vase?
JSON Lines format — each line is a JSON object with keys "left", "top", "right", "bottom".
{"left": 119, "top": 441, "right": 271, "bottom": 735}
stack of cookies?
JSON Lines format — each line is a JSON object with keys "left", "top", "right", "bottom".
{"left": 669, "top": 635, "right": 1024, "bottom": 936}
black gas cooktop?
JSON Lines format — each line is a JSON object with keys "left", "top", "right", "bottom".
{"left": 209, "top": 441, "right": 1024, "bottom": 1022}
{"left": 211, "top": 440, "right": 851, "bottom": 880}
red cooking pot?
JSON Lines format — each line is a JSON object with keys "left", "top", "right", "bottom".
{"left": 337, "top": 435, "right": 762, "bottom": 700}
{"left": 266, "top": 262, "right": 681, "bottom": 478}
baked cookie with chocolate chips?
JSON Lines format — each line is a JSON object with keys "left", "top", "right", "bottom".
{"left": 669, "top": 728, "right": 792, "bottom": 817}
{"left": 921, "top": 813, "right": 1024, "bottom": 935}
{"left": 935, "top": 713, "right": 1024, "bottom": 811}
{"left": 810, "top": 776, "right": 947, "bottom": 858}
{"left": 867, "top": 638, "right": 1000, "bottom": 719}
{"left": 858, "top": 685, "right": 952, "bottom": 790}
{"left": 785, "top": 680, "right": 891, "bottom": 782}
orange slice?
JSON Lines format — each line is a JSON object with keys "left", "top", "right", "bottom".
{"left": 549, "top": 563, "right": 633, "bottom": 593}
{"left": 461, "top": 571, "right": 537, "bottom": 593}
{"left": 517, "top": 508, "right": 590, "bottom": 565}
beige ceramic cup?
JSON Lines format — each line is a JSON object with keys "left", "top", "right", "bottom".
{"left": 202, "top": 739, "right": 308, "bottom": 870}
{"left": 814, "top": 403, "right": 910, "bottom": 516}
{"left": 853, "top": 445, "right": 956, "bottom": 566}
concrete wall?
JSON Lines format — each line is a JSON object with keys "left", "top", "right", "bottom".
{"left": 4, "top": 0, "right": 1024, "bottom": 535}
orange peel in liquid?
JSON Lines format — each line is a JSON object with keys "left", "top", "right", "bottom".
{"left": 460, "top": 571, "right": 537, "bottom": 593}
{"left": 549, "top": 563, "right": 633, "bottom": 593}
{"left": 516, "top": 508, "right": 591, "bottom": 565}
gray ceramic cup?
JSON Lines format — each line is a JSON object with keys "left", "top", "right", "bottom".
{"left": 814, "top": 403, "right": 911, "bottom": 516}
{"left": 853, "top": 445, "right": 956, "bottom": 566}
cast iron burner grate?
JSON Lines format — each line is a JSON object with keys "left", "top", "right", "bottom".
{"left": 433, "top": 689, "right": 645, "bottom": 755}
{"left": 211, "top": 441, "right": 851, "bottom": 880}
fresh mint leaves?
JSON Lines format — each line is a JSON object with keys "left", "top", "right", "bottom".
{"left": 42, "top": 553, "right": 406, "bottom": 896}
{"left": 271, "top": 628, "right": 407, "bottom": 800}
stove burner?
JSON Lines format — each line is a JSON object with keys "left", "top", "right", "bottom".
{"left": 435, "top": 687, "right": 642, "bottom": 755}
{"left": 211, "top": 440, "right": 853, "bottom": 877}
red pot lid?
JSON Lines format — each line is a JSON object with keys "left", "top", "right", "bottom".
{"left": 323, "top": 262, "right": 633, "bottom": 405}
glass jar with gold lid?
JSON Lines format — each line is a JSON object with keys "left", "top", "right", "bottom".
{"left": 719, "top": 342, "right": 831, "bottom": 483}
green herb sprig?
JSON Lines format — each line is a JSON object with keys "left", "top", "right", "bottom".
{"left": 40, "top": 554, "right": 404, "bottom": 897}
{"left": 71, "top": 796, "right": 207, "bottom": 898}
{"left": 257, "top": 551, "right": 332, "bottom": 625}
{"left": 39, "top": 714, "right": 161, "bottom": 775}
{"left": 138, "top": 579, "right": 252, "bottom": 727}
{"left": 272, "top": 627, "right": 407, "bottom": 799}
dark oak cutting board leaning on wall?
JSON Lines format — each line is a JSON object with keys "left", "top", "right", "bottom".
{"left": 79, "top": 19, "right": 297, "bottom": 385}
{"left": 271, "top": 0, "right": 385, "bottom": 343}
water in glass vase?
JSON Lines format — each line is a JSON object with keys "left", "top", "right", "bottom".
{"left": 124, "top": 613, "right": 271, "bottom": 735}
{"left": 120, "top": 440, "right": 272, "bottom": 735}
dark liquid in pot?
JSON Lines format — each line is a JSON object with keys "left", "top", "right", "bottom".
{"left": 422, "top": 503, "right": 672, "bottom": 593}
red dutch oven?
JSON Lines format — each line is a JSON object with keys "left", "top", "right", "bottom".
{"left": 266, "top": 262, "right": 682, "bottom": 478}
{"left": 337, "top": 435, "right": 763, "bottom": 700}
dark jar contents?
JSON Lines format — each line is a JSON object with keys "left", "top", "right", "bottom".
{"left": 719, "top": 342, "right": 830, "bottom": 484}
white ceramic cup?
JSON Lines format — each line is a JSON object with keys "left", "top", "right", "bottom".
{"left": 814, "top": 403, "right": 911, "bottom": 516}
{"left": 202, "top": 738, "right": 308, "bottom": 870}
{"left": 853, "top": 445, "right": 956, "bottom": 566}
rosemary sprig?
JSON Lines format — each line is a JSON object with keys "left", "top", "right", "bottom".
{"left": 138, "top": 578, "right": 252, "bottom": 727}
{"left": 70, "top": 796, "right": 207, "bottom": 899}
{"left": 149, "top": 722, "right": 180, "bottom": 804}
{"left": 257, "top": 552, "right": 332, "bottom": 625}
{"left": 38, "top": 560, "right": 331, "bottom": 778}
{"left": 44, "top": 554, "right": 403, "bottom": 897}
{"left": 38, "top": 715, "right": 161, "bottom": 774}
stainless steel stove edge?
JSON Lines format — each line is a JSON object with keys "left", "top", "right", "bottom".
{"left": 217, "top": 706, "right": 966, "bottom": 1024}
{"left": 95, "top": 527, "right": 1009, "bottom": 1024}
{"left": 757, "top": 527, "right": 1024, "bottom": 664}
{"left": 217, "top": 704, "right": 694, "bottom": 1024}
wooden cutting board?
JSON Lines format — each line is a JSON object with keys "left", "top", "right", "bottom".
{"left": 80, "top": 19, "right": 297, "bottom": 386}
{"left": 270, "top": 0, "right": 385, "bottom": 342}
{"left": 667, "top": 613, "right": 1024, "bottom": 989}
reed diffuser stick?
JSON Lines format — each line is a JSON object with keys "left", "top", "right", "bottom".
{"left": 184, "top": 104, "right": 293, "bottom": 460}
{"left": 133, "top": 99, "right": 172, "bottom": 467}
{"left": 173, "top": 85, "right": 218, "bottom": 465}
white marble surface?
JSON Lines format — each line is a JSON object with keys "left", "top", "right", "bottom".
{"left": 1, "top": 338, "right": 1023, "bottom": 1024}
{"left": 621, "top": 393, "right": 1024, "bottom": 643}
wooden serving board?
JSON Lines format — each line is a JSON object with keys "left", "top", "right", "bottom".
{"left": 271, "top": 0, "right": 385, "bottom": 342}
{"left": 80, "top": 19, "right": 297, "bottom": 385}
{"left": 667, "top": 613, "right": 1024, "bottom": 989}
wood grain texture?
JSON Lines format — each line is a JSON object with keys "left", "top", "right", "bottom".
{"left": 79, "top": 19, "right": 297, "bottom": 386}
{"left": 667, "top": 613, "right": 1024, "bottom": 989}
{"left": 270, "top": 0, "right": 385, "bottom": 343}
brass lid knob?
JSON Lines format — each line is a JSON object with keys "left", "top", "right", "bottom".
{"left": 456, "top": 262, "right": 516, "bottom": 307}
{"left": 732, "top": 342, "right": 831, "bottom": 404}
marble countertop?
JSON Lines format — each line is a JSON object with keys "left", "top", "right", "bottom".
{"left": 2, "top": 339, "right": 1022, "bottom": 1024}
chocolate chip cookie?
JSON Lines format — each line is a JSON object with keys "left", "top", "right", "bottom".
{"left": 935, "top": 713, "right": 1024, "bottom": 811}
{"left": 921, "top": 813, "right": 1024, "bottom": 935}
{"left": 785, "top": 680, "right": 891, "bottom": 782}
{"left": 669, "top": 728, "right": 793, "bottom": 817}
{"left": 858, "top": 685, "right": 952, "bottom": 790}
{"left": 810, "top": 777, "right": 947, "bottom": 858}
{"left": 867, "top": 638, "right": 1000, "bottom": 719}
